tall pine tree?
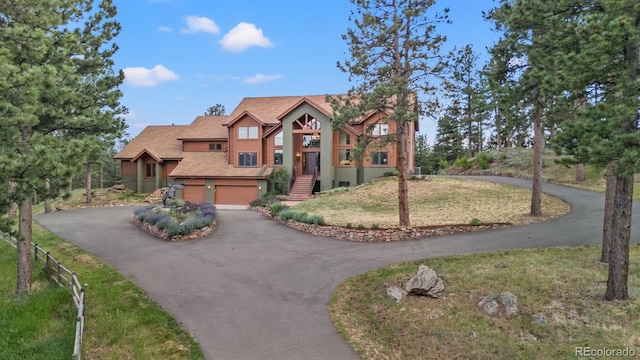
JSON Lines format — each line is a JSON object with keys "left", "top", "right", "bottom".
{"left": 329, "top": 0, "right": 450, "bottom": 226}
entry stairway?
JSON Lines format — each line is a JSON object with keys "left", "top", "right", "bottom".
{"left": 286, "top": 175, "right": 315, "bottom": 201}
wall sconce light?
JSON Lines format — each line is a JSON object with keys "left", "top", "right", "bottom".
{"left": 296, "top": 152, "right": 301, "bottom": 158}
{"left": 207, "top": 185, "right": 211, "bottom": 190}
{"left": 258, "top": 186, "right": 262, "bottom": 191}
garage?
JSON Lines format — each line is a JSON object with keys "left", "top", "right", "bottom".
{"left": 180, "top": 179, "right": 206, "bottom": 203}
{"left": 215, "top": 179, "right": 258, "bottom": 205}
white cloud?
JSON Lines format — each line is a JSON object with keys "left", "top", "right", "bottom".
{"left": 158, "top": 26, "right": 172, "bottom": 33}
{"left": 242, "top": 74, "right": 283, "bottom": 85}
{"left": 219, "top": 22, "right": 273, "bottom": 52}
{"left": 122, "top": 110, "right": 136, "bottom": 120}
{"left": 181, "top": 15, "right": 220, "bottom": 34}
{"left": 123, "top": 65, "right": 179, "bottom": 87}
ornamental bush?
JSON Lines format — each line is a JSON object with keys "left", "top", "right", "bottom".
{"left": 134, "top": 202, "right": 217, "bottom": 239}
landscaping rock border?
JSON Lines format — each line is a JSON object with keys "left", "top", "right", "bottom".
{"left": 133, "top": 215, "right": 217, "bottom": 242}
{"left": 252, "top": 207, "right": 511, "bottom": 242}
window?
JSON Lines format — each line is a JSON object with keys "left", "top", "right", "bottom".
{"left": 274, "top": 131, "right": 283, "bottom": 146}
{"left": 303, "top": 134, "right": 321, "bottom": 148}
{"left": 238, "top": 126, "right": 258, "bottom": 139}
{"left": 209, "top": 143, "right": 222, "bottom": 151}
{"left": 338, "top": 181, "right": 350, "bottom": 187}
{"left": 371, "top": 152, "right": 388, "bottom": 165}
{"left": 274, "top": 149, "right": 283, "bottom": 165}
{"left": 338, "top": 149, "right": 351, "bottom": 165}
{"left": 339, "top": 130, "right": 350, "bottom": 145}
{"left": 371, "top": 123, "right": 389, "bottom": 136}
{"left": 145, "top": 163, "right": 156, "bottom": 177}
{"left": 238, "top": 152, "right": 258, "bottom": 167}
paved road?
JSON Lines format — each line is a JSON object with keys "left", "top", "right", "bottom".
{"left": 35, "top": 177, "right": 640, "bottom": 360}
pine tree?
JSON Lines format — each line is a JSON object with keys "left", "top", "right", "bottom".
{"left": 329, "top": 0, "right": 450, "bottom": 226}
{"left": 0, "top": 0, "right": 126, "bottom": 294}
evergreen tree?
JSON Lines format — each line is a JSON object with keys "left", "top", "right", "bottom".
{"left": 0, "top": 0, "right": 126, "bottom": 294}
{"left": 205, "top": 104, "right": 226, "bottom": 116}
{"left": 329, "top": 0, "right": 450, "bottom": 226}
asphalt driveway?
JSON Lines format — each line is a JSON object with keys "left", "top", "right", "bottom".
{"left": 35, "top": 176, "right": 640, "bottom": 359}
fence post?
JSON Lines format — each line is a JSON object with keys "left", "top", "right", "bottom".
{"left": 34, "top": 244, "right": 38, "bottom": 263}
{"left": 57, "top": 261, "right": 63, "bottom": 285}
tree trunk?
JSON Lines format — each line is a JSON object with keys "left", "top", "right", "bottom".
{"left": 85, "top": 162, "right": 93, "bottom": 204}
{"left": 494, "top": 109, "right": 502, "bottom": 149}
{"left": 397, "top": 121, "right": 410, "bottom": 226}
{"left": 575, "top": 163, "right": 585, "bottom": 182}
{"left": 601, "top": 161, "right": 616, "bottom": 263}
{"left": 16, "top": 198, "right": 33, "bottom": 295}
{"left": 530, "top": 114, "right": 544, "bottom": 217}
{"left": 7, "top": 181, "right": 18, "bottom": 220}
{"left": 68, "top": 174, "right": 73, "bottom": 193}
{"left": 100, "top": 164, "right": 104, "bottom": 189}
{"left": 44, "top": 178, "right": 51, "bottom": 214}
{"left": 605, "top": 172, "right": 633, "bottom": 301}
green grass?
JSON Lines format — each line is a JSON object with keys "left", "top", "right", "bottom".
{"left": 3, "top": 224, "right": 204, "bottom": 359}
{"left": 0, "top": 247, "right": 75, "bottom": 360}
{"left": 330, "top": 245, "right": 640, "bottom": 360}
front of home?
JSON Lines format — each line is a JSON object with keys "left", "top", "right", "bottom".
{"left": 115, "top": 95, "right": 417, "bottom": 205}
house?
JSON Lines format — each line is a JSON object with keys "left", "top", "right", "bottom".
{"left": 115, "top": 95, "right": 418, "bottom": 205}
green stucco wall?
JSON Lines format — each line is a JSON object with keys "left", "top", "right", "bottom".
{"left": 363, "top": 167, "right": 395, "bottom": 183}
{"left": 333, "top": 168, "right": 358, "bottom": 188}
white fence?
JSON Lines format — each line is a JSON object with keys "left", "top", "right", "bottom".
{"left": 1, "top": 233, "right": 85, "bottom": 360}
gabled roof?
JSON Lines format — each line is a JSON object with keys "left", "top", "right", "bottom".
{"left": 169, "top": 152, "right": 273, "bottom": 178}
{"left": 227, "top": 95, "right": 339, "bottom": 125}
{"left": 223, "top": 110, "right": 269, "bottom": 128}
{"left": 115, "top": 125, "right": 185, "bottom": 160}
{"left": 178, "top": 116, "right": 229, "bottom": 140}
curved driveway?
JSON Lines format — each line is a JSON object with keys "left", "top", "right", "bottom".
{"left": 35, "top": 177, "right": 640, "bottom": 360}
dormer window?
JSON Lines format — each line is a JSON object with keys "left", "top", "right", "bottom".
{"left": 209, "top": 143, "right": 223, "bottom": 151}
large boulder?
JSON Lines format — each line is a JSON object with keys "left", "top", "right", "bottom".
{"left": 404, "top": 265, "right": 445, "bottom": 298}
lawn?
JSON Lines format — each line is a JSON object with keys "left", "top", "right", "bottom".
{"left": 292, "top": 177, "right": 569, "bottom": 228}
{"left": 1, "top": 224, "right": 204, "bottom": 360}
{"left": 330, "top": 246, "right": 640, "bottom": 360}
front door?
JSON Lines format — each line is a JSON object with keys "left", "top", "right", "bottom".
{"left": 303, "top": 152, "right": 320, "bottom": 175}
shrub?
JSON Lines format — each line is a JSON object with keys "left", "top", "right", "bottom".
{"left": 371, "top": 223, "right": 379, "bottom": 230}
{"left": 357, "top": 224, "right": 365, "bottom": 230}
{"left": 383, "top": 170, "right": 399, "bottom": 177}
{"left": 345, "top": 222, "right": 352, "bottom": 228}
{"left": 305, "top": 214, "right": 324, "bottom": 225}
{"left": 249, "top": 199, "right": 263, "bottom": 208}
{"left": 167, "top": 199, "right": 184, "bottom": 208}
{"left": 146, "top": 211, "right": 170, "bottom": 226}
{"left": 269, "top": 202, "right": 289, "bottom": 217}
{"left": 476, "top": 152, "right": 494, "bottom": 170}
{"left": 438, "top": 159, "right": 449, "bottom": 170}
{"left": 278, "top": 209, "right": 296, "bottom": 221}
{"left": 470, "top": 218, "right": 481, "bottom": 226}
{"left": 454, "top": 156, "right": 472, "bottom": 170}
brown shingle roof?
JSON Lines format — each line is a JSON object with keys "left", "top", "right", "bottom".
{"left": 169, "top": 152, "right": 272, "bottom": 178}
{"left": 178, "top": 116, "right": 229, "bottom": 140}
{"left": 115, "top": 125, "right": 185, "bottom": 160}
{"left": 227, "top": 95, "right": 339, "bottom": 125}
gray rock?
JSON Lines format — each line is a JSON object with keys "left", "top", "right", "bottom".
{"left": 532, "top": 313, "right": 548, "bottom": 326}
{"left": 500, "top": 292, "right": 518, "bottom": 315}
{"left": 386, "top": 286, "right": 408, "bottom": 303}
{"left": 404, "top": 265, "right": 445, "bottom": 298}
{"left": 478, "top": 292, "right": 518, "bottom": 316}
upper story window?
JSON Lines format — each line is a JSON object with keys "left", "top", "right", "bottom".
{"left": 238, "top": 126, "right": 259, "bottom": 139}
{"left": 274, "top": 131, "right": 283, "bottom": 146}
{"left": 209, "top": 143, "right": 223, "bottom": 151}
{"left": 371, "top": 123, "right": 389, "bottom": 136}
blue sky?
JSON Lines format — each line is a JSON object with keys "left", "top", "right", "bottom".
{"left": 113, "top": 0, "right": 500, "bottom": 141}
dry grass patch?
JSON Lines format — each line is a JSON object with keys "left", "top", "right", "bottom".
{"left": 330, "top": 246, "right": 640, "bottom": 360}
{"left": 294, "top": 177, "right": 569, "bottom": 228}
